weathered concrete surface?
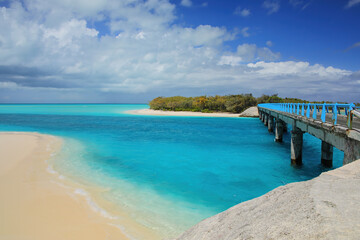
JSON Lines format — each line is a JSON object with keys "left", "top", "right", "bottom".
{"left": 238, "top": 106, "right": 259, "bottom": 118}
{"left": 275, "top": 119, "right": 284, "bottom": 142}
{"left": 177, "top": 160, "right": 360, "bottom": 240}
{"left": 291, "top": 128, "right": 303, "bottom": 165}
{"left": 258, "top": 107, "right": 360, "bottom": 164}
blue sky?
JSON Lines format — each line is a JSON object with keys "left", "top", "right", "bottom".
{"left": 174, "top": 0, "right": 360, "bottom": 70}
{"left": 0, "top": 0, "right": 359, "bottom": 103}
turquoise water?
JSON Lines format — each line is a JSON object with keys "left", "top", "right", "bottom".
{"left": 0, "top": 104, "right": 343, "bottom": 237}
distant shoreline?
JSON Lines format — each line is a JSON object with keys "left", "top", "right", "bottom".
{"left": 125, "top": 106, "right": 259, "bottom": 118}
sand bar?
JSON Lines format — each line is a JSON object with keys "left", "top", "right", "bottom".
{"left": 0, "top": 132, "right": 159, "bottom": 240}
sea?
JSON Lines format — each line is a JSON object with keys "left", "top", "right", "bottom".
{"left": 0, "top": 104, "right": 344, "bottom": 238}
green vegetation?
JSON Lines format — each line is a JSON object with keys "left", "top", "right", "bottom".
{"left": 149, "top": 94, "right": 310, "bottom": 113}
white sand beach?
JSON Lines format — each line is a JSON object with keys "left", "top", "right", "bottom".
{"left": 0, "top": 132, "right": 160, "bottom": 240}
{"left": 125, "top": 107, "right": 259, "bottom": 118}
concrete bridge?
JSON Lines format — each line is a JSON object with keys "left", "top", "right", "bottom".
{"left": 258, "top": 103, "right": 360, "bottom": 167}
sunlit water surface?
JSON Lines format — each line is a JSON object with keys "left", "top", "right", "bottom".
{"left": 0, "top": 104, "right": 343, "bottom": 236}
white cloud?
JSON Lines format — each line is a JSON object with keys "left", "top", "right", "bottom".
{"left": 236, "top": 43, "right": 280, "bottom": 62}
{"left": 218, "top": 56, "right": 243, "bottom": 66}
{"left": 346, "top": 0, "right": 360, "bottom": 8}
{"left": 344, "top": 41, "right": 360, "bottom": 52}
{"left": 180, "top": 0, "right": 192, "bottom": 7}
{"left": 241, "top": 27, "right": 250, "bottom": 37}
{"left": 263, "top": 0, "right": 280, "bottom": 14}
{"left": 234, "top": 7, "right": 251, "bottom": 17}
{"left": 0, "top": 0, "right": 357, "bottom": 102}
{"left": 266, "top": 40, "right": 273, "bottom": 47}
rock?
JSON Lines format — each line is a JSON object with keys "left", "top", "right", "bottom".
{"left": 239, "top": 106, "right": 259, "bottom": 118}
{"left": 177, "top": 159, "right": 360, "bottom": 240}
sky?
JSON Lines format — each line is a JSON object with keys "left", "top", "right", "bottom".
{"left": 0, "top": 0, "right": 359, "bottom": 103}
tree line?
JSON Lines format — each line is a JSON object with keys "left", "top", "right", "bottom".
{"left": 149, "top": 94, "right": 318, "bottom": 113}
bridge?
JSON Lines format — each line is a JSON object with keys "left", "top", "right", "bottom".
{"left": 257, "top": 103, "right": 360, "bottom": 167}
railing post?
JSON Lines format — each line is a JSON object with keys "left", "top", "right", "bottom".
{"left": 347, "top": 103, "right": 355, "bottom": 129}
{"left": 321, "top": 103, "right": 326, "bottom": 122}
{"left": 306, "top": 103, "right": 310, "bottom": 118}
{"left": 301, "top": 103, "right": 305, "bottom": 116}
{"left": 312, "top": 104, "right": 317, "bottom": 119}
{"left": 332, "top": 103, "right": 338, "bottom": 125}
{"left": 297, "top": 103, "right": 300, "bottom": 115}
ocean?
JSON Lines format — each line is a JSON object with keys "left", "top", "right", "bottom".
{"left": 0, "top": 104, "right": 343, "bottom": 237}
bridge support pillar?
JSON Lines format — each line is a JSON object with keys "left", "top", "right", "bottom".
{"left": 264, "top": 114, "right": 268, "bottom": 126}
{"left": 275, "top": 120, "right": 284, "bottom": 142}
{"left": 283, "top": 123, "right": 287, "bottom": 133}
{"left": 268, "top": 116, "right": 274, "bottom": 133}
{"left": 291, "top": 128, "right": 303, "bottom": 166}
{"left": 343, "top": 139, "right": 360, "bottom": 165}
{"left": 321, "top": 141, "right": 333, "bottom": 167}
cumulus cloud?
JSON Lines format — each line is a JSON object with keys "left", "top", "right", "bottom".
{"left": 180, "top": 0, "right": 192, "bottom": 7}
{"left": 0, "top": 0, "right": 358, "bottom": 103}
{"left": 263, "top": 0, "right": 280, "bottom": 14}
{"left": 346, "top": 0, "right": 360, "bottom": 8}
{"left": 266, "top": 40, "right": 273, "bottom": 47}
{"left": 234, "top": 7, "right": 251, "bottom": 17}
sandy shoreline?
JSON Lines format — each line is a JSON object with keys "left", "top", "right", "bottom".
{"left": 125, "top": 106, "right": 259, "bottom": 118}
{"left": 0, "top": 132, "right": 159, "bottom": 240}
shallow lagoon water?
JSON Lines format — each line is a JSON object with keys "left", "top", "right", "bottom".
{"left": 0, "top": 104, "right": 343, "bottom": 237}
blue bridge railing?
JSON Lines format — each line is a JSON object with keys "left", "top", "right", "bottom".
{"left": 258, "top": 102, "right": 360, "bottom": 129}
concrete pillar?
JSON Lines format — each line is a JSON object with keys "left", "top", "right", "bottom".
{"left": 259, "top": 111, "right": 262, "bottom": 120}
{"left": 283, "top": 123, "right": 288, "bottom": 133}
{"left": 321, "top": 141, "right": 333, "bottom": 167}
{"left": 275, "top": 119, "right": 284, "bottom": 142}
{"left": 264, "top": 114, "right": 268, "bottom": 126}
{"left": 343, "top": 139, "right": 360, "bottom": 165}
{"left": 291, "top": 128, "right": 303, "bottom": 166}
{"left": 268, "top": 116, "right": 274, "bottom": 133}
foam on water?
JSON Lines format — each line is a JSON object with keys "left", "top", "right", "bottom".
{"left": 0, "top": 104, "right": 344, "bottom": 237}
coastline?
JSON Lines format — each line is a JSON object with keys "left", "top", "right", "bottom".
{"left": 125, "top": 106, "right": 259, "bottom": 118}
{"left": 178, "top": 159, "right": 360, "bottom": 239}
{"left": 0, "top": 132, "right": 159, "bottom": 240}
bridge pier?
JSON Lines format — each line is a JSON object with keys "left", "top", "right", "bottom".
{"left": 283, "top": 123, "right": 287, "bottom": 133}
{"left": 268, "top": 116, "right": 274, "bottom": 133}
{"left": 275, "top": 119, "right": 284, "bottom": 142}
{"left": 344, "top": 139, "right": 360, "bottom": 165}
{"left": 291, "top": 128, "right": 303, "bottom": 166}
{"left": 321, "top": 141, "right": 333, "bottom": 167}
{"left": 259, "top": 103, "right": 360, "bottom": 167}
{"left": 264, "top": 114, "right": 268, "bottom": 126}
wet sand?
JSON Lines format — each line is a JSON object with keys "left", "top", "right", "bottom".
{"left": 0, "top": 132, "right": 158, "bottom": 240}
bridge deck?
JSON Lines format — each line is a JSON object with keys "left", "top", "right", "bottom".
{"left": 311, "top": 111, "right": 360, "bottom": 131}
{"left": 258, "top": 105, "right": 360, "bottom": 165}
